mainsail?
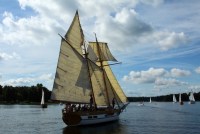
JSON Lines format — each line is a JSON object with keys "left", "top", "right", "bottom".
{"left": 51, "top": 38, "right": 91, "bottom": 103}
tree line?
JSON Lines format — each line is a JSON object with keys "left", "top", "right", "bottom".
{"left": 1, "top": 84, "right": 199, "bottom": 104}
{"left": 0, "top": 84, "right": 51, "bottom": 104}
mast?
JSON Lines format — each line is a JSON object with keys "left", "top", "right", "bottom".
{"left": 83, "top": 41, "right": 96, "bottom": 106}
{"left": 94, "top": 33, "right": 111, "bottom": 107}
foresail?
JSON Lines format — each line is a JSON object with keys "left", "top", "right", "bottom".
{"left": 88, "top": 42, "right": 117, "bottom": 62}
{"left": 87, "top": 42, "right": 128, "bottom": 104}
{"left": 88, "top": 60, "right": 108, "bottom": 106}
{"left": 103, "top": 61, "right": 128, "bottom": 103}
{"left": 65, "top": 11, "right": 84, "bottom": 55}
{"left": 51, "top": 39, "right": 91, "bottom": 103}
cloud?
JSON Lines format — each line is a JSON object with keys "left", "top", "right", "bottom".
{"left": 155, "top": 78, "right": 188, "bottom": 88}
{"left": 122, "top": 67, "right": 167, "bottom": 84}
{"left": 0, "top": 52, "right": 20, "bottom": 61}
{"left": 0, "top": 73, "right": 53, "bottom": 89}
{"left": 122, "top": 68, "right": 191, "bottom": 85}
{"left": 195, "top": 66, "right": 200, "bottom": 74}
{"left": 156, "top": 31, "right": 187, "bottom": 51}
{"left": 141, "top": 0, "right": 164, "bottom": 7}
{"left": 188, "top": 85, "right": 200, "bottom": 93}
{"left": 94, "top": 8, "right": 187, "bottom": 52}
{"left": 170, "top": 68, "right": 191, "bottom": 77}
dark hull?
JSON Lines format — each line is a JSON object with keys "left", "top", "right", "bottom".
{"left": 41, "top": 104, "right": 48, "bottom": 108}
{"left": 189, "top": 101, "right": 195, "bottom": 104}
{"left": 179, "top": 101, "right": 184, "bottom": 105}
{"left": 62, "top": 109, "right": 121, "bottom": 126}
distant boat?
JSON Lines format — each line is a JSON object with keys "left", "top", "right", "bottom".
{"left": 138, "top": 102, "right": 144, "bottom": 106}
{"left": 41, "top": 89, "right": 47, "bottom": 108}
{"left": 179, "top": 93, "right": 184, "bottom": 105}
{"left": 173, "top": 94, "right": 177, "bottom": 103}
{"left": 149, "top": 97, "right": 152, "bottom": 103}
{"left": 188, "top": 92, "right": 195, "bottom": 104}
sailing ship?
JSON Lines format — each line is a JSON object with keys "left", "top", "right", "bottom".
{"left": 179, "top": 93, "right": 184, "bottom": 105}
{"left": 172, "top": 94, "right": 177, "bottom": 103}
{"left": 51, "top": 11, "right": 129, "bottom": 126}
{"left": 41, "top": 89, "right": 47, "bottom": 108}
{"left": 188, "top": 91, "right": 195, "bottom": 104}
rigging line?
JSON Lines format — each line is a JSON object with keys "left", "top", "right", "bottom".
{"left": 103, "top": 62, "right": 122, "bottom": 66}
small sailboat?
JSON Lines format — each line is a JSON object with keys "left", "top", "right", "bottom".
{"left": 138, "top": 101, "right": 144, "bottom": 106}
{"left": 41, "top": 89, "right": 47, "bottom": 108}
{"left": 51, "top": 11, "right": 129, "bottom": 126}
{"left": 188, "top": 92, "right": 195, "bottom": 104}
{"left": 173, "top": 94, "right": 177, "bottom": 103}
{"left": 179, "top": 93, "right": 184, "bottom": 105}
{"left": 149, "top": 97, "right": 152, "bottom": 103}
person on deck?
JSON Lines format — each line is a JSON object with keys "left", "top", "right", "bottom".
{"left": 90, "top": 95, "right": 93, "bottom": 109}
{"left": 112, "top": 98, "right": 116, "bottom": 109}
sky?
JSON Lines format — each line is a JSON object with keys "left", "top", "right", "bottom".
{"left": 0, "top": 0, "right": 200, "bottom": 97}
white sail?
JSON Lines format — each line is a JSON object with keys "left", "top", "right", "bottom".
{"left": 149, "top": 97, "right": 152, "bottom": 103}
{"left": 189, "top": 92, "right": 195, "bottom": 101}
{"left": 41, "top": 90, "right": 45, "bottom": 105}
{"left": 179, "top": 93, "right": 182, "bottom": 102}
{"left": 173, "top": 94, "right": 177, "bottom": 103}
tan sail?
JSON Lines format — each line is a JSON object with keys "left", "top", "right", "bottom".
{"left": 87, "top": 42, "right": 128, "bottom": 103}
{"left": 65, "top": 11, "right": 84, "bottom": 55}
{"left": 88, "top": 42, "right": 117, "bottom": 62}
{"left": 103, "top": 61, "right": 128, "bottom": 103}
{"left": 51, "top": 39, "right": 91, "bottom": 103}
{"left": 87, "top": 61, "right": 108, "bottom": 106}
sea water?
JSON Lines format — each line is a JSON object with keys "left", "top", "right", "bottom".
{"left": 0, "top": 102, "right": 200, "bottom": 134}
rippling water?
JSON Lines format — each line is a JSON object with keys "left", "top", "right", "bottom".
{"left": 0, "top": 102, "right": 200, "bottom": 134}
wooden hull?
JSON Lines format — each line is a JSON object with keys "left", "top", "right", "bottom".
{"left": 41, "top": 104, "right": 48, "bottom": 108}
{"left": 62, "top": 109, "right": 121, "bottom": 126}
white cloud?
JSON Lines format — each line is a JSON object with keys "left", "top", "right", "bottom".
{"left": 0, "top": 52, "right": 20, "bottom": 61}
{"left": 93, "top": 8, "right": 187, "bottom": 52}
{"left": 156, "top": 32, "right": 187, "bottom": 51}
{"left": 0, "top": 73, "right": 53, "bottom": 89}
{"left": 170, "top": 68, "right": 191, "bottom": 77}
{"left": 188, "top": 85, "right": 200, "bottom": 93}
{"left": 141, "top": 0, "right": 164, "bottom": 6}
{"left": 155, "top": 78, "right": 188, "bottom": 87}
{"left": 195, "top": 66, "right": 200, "bottom": 74}
{"left": 122, "top": 67, "right": 167, "bottom": 84}
{"left": 123, "top": 67, "right": 191, "bottom": 86}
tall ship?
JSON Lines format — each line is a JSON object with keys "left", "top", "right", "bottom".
{"left": 51, "top": 11, "right": 129, "bottom": 126}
